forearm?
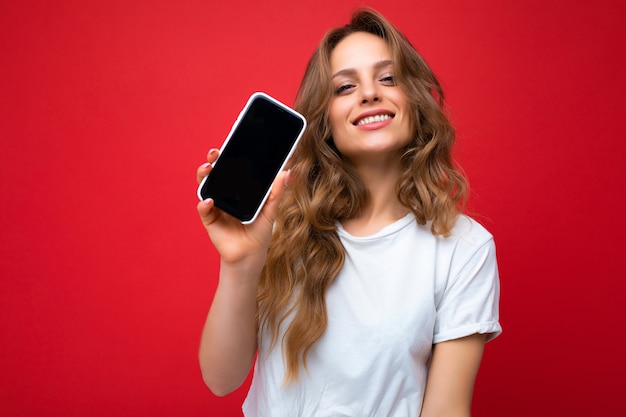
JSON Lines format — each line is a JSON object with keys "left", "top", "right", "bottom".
{"left": 419, "top": 334, "right": 485, "bottom": 417}
{"left": 199, "top": 259, "right": 264, "bottom": 396}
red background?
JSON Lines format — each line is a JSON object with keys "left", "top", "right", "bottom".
{"left": 1, "top": 0, "right": 625, "bottom": 415}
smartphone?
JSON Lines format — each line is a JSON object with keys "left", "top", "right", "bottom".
{"left": 197, "top": 92, "right": 307, "bottom": 224}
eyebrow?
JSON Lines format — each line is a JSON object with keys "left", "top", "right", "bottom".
{"left": 331, "top": 60, "right": 394, "bottom": 79}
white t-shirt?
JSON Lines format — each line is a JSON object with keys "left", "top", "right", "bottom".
{"left": 243, "top": 214, "right": 501, "bottom": 417}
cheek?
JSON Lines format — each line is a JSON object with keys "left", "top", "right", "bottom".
{"left": 328, "top": 101, "right": 349, "bottom": 135}
{"left": 328, "top": 101, "right": 340, "bottom": 121}
{"left": 396, "top": 96, "right": 413, "bottom": 137}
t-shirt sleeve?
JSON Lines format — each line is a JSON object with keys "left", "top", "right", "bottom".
{"left": 433, "top": 235, "right": 502, "bottom": 344}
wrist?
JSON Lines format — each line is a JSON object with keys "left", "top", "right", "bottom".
{"left": 219, "top": 256, "right": 265, "bottom": 286}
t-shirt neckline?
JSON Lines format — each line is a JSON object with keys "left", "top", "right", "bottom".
{"left": 336, "top": 213, "right": 415, "bottom": 241}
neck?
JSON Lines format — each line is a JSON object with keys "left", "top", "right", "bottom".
{"left": 342, "top": 160, "right": 409, "bottom": 236}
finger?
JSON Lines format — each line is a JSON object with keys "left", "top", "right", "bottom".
{"left": 197, "top": 198, "right": 219, "bottom": 227}
{"left": 206, "top": 148, "right": 220, "bottom": 163}
{"left": 196, "top": 149, "right": 220, "bottom": 184}
{"left": 196, "top": 162, "right": 213, "bottom": 184}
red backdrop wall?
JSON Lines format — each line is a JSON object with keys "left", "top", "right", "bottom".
{"left": 1, "top": 0, "right": 625, "bottom": 415}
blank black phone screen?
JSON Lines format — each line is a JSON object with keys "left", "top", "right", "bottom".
{"left": 198, "top": 95, "right": 305, "bottom": 222}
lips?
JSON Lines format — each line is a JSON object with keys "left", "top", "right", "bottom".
{"left": 352, "top": 110, "right": 395, "bottom": 126}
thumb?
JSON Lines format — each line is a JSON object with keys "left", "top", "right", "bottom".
{"left": 259, "top": 170, "right": 291, "bottom": 223}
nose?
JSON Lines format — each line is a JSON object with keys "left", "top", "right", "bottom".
{"left": 360, "top": 82, "right": 380, "bottom": 104}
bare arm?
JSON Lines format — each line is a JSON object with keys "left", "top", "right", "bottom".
{"left": 420, "top": 334, "right": 486, "bottom": 417}
{"left": 196, "top": 149, "right": 289, "bottom": 396}
{"left": 198, "top": 258, "right": 263, "bottom": 396}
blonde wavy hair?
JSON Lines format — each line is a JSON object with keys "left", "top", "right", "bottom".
{"left": 257, "top": 8, "right": 467, "bottom": 383}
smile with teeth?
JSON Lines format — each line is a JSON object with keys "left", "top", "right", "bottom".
{"left": 355, "top": 114, "right": 394, "bottom": 126}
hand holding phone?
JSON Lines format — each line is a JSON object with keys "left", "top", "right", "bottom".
{"left": 197, "top": 92, "right": 306, "bottom": 224}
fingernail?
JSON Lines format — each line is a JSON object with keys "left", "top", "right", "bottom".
{"left": 203, "top": 198, "right": 213, "bottom": 205}
{"left": 283, "top": 170, "right": 291, "bottom": 186}
{"left": 201, "top": 162, "right": 211, "bottom": 169}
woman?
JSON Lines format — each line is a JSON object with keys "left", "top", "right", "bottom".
{"left": 196, "top": 8, "right": 501, "bottom": 417}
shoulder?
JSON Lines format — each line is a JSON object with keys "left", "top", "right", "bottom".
{"left": 447, "top": 215, "right": 494, "bottom": 247}
{"left": 437, "top": 215, "right": 497, "bottom": 275}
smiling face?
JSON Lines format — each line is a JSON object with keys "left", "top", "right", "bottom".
{"left": 329, "top": 31, "right": 413, "bottom": 166}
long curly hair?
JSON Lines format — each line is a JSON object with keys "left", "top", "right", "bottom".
{"left": 257, "top": 8, "right": 468, "bottom": 383}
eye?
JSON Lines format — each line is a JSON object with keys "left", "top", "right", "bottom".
{"left": 334, "top": 84, "right": 355, "bottom": 95}
{"left": 380, "top": 75, "right": 396, "bottom": 85}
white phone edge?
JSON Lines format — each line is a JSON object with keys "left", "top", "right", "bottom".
{"left": 196, "top": 91, "right": 307, "bottom": 224}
